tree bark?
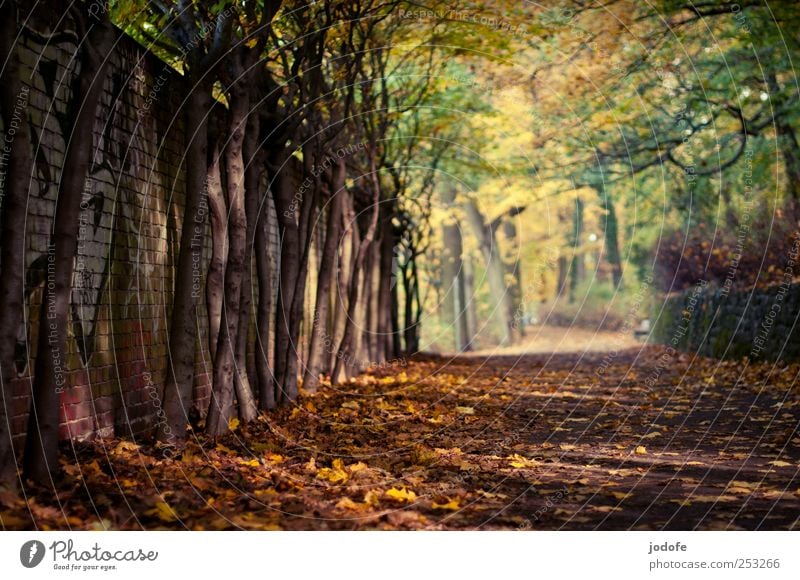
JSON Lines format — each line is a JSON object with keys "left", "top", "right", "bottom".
{"left": 376, "top": 202, "right": 395, "bottom": 362}
{"left": 303, "top": 159, "right": 345, "bottom": 393}
{"left": 158, "top": 80, "right": 212, "bottom": 449}
{"left": 206, "top": 88, "right": 254, "bottom": 435}
{"left": 569, "top": 196, "right": 585, "bottom": 303}
{"left": 332, "top": 161, "right": 381, "bottom": 383}
{"left": 271, "top": 159, "right": 302, "bottom": 403}
{"left": 502, "top": 219, "right": 525, "bottom": 337}
{"left": 232, "top": 108, "right": 261, "bottom": 422}
{"left": 24, "top": 13, "right": 115, "bottom": 484}
{"left": 596, "top": 185, "right": 622, "bottom": 287}
{"left": 464, "top": 200, "right": 513, "bottom": 346}
{"left": 0, "top": 2, "right": 34, "bottom": 489}
{"left": 441, "top": 207, "right": 470, "bottom": 351}
{"left": 205, "top": 142, "right": 226, "bottom": 361}
{"left": 255, "top": 167, "right": 275, "bottom": 411}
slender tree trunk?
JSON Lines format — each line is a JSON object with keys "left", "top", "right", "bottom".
{"left": 232, "top": 110, "right": 261, "bottom": 422}
{"left": 596, "top": 186, "right": 622, "bottom": 287}
{"left": 332, "top": 161, "right": 381, "bottom": 383}
{"left": 206, "top": 88, "right": 253, "bottom": 436}
{"left": 441, "top": 206, "right": 469, "bottom": 350}
{"left": 303, "top": 160, "right": 345, "bottom": 393}
{"left": 408, "top": 257, "right": 424, "bottom": 354}
{"left": 271, "top": 160, "right": 301, "bottom": 403}
{"left": 0, "top": 3, "right": 33, "bottom": 489}
{"left": 557, "top": 255, "right": 568, "bottom": 297}
{"left": 366, "top": 241, "right": 381, "bottom": 363}
{"left": 464, "top": 200, "right": 513, "bottom": 346}
{"left": 24, "top": 15, "right": 115, "bottom": 483}
{"left": 376, "top": 203, "right": 395, "bottom": 362}
{"left": 390, "top": 272, "right": 401, "bottom": 357}
{"left": 159, "top": 81, "right": 212, "bottom": 449}
{"left": 569, "top": 196, "right": 584, "bottom": 303}
{"left": 332, "top": 197, "right": 355, "bottom": 370}
{"left": 255, "top": 168, "right": 275, "bottom": 411}
{"left": 205, "top": 143, "right": 226, "bottom": 361}
{"left": 502, "top": 220, "right": 525, "bottom": 337}
{"left": 463, "top": 258, "right": 477, "bottom": 348}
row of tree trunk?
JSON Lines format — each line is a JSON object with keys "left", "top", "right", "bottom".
{"left": 0, "top": 0, "right": 419, "bottom": 490}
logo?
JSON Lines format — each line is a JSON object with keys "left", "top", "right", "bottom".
{"left": 20, "top": 540, "right": 46, "bottom": 568}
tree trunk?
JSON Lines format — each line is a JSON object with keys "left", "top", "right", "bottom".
{"left": 502, "top": 219, "right": 525, "bottom": 337}
{"left": 24, "top": 15, "right": 115, "bottom": 483}
{"left": 365, "top": 241, "right": 381, "bottom": 363}
{"left": 376, "top": 203, "right": 395, "bottom": 362}
{"left": 569, "top": 196, "right": 584, "bottom": 303}
{"left": 0, "top": 3, "right": 33, "bottom": 489}
{"left": 332, "top": 161, "right": 381, "bottom": 383}
{"left": 232, "top": 109, "right": 261, "bottom": 422}
{"left": 303, "top": 159, "right": 345, "bottom": 393}
{"left": 159, "top": 81, "right": 212, "bottom": 449}
{"left": 441, "top": 207, "right": 470, "bottom": 351}
{"left": 463, "top": 259, "right": 477, "bottom": 347}
{"left": 596, "top": 186, "right": 622, "bottom": 287}
{"left": 332, "top": 197, "right": 356, "bottom": 370}
{"left": 206, "top": 88, "right": 253, "bottom": 435}
{"left": 557, "top": 255, "right": 568, "bottom": 296}
{"left": 390, "top": 270, "right": 401, "bottom": 357}
{"left": 271, "top": 160, "right": 302, "bottom": 403}
{"left": 255, "top": 169, "right": 275, "bottom": 411}
{"left": 205, "top": 143, "right": 226, "bottom": 361}
{"left": 464, "top": 200, "right": 513, "bottom": 346}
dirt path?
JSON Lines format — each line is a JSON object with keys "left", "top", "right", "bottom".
{"left": 2, "top": 346, "right": 799, "bottom": 530}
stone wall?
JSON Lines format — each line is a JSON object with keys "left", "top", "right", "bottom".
{"left": 652, "top": 280, "right": 800, "bottom": 362}
{"left": 0, "top": 25, "right": 279, "bottom": 448}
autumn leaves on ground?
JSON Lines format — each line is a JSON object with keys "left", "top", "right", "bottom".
{"left": 2, "top": 344, "right": 799, "bottom": 531}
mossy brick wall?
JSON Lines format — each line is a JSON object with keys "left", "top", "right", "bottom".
{"left": 652, "top": 282, "right": 800, "bottom": 361}
{"left": 0, "top": 25, "right": 279, "bottom": 448}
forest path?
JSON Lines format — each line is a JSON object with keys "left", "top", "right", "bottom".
{"left": 2, "top": 347, "right": 799, "bottom": 530}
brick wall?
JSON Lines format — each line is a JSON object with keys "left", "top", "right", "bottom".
{"left": 0, "top": 25, "right": 279, "bottom": 448}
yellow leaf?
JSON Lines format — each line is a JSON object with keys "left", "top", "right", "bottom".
{"left": 341, "top": 400, "right": 360, "bottom": 410}
{"left": 635, "top": 446, "right": 647, "bottom": 455}
{"left": 456, "top": 406, "right": 475, "bottom": 415}
{"left": 146, "top": 501, "right": 177, "bottom": 523}
{"left": 641, "top": 432, "right": 661, "bottom": 439}
{"left": 241, "top": 459, "right": 260, "bottom": 467}
{"left": 508, "top": 454, "right": 538, "bottom": 469}
{"left": 559, "top": 444, "right": 577, "bottom": 451}
{"left": 266, "top": 453, "right": 285, "bottom": 464}
{"left": 348, "top": 461, "right": 368, "bottom": 473}
{"left": 228, "top": 417, "right": 240, "bottom": 431}
{"left": 336, "top": 497, "right": 361, "bottom": 510}
{"left": 384, "top": 487, "right": 417, "bottom": 503}
{"left": 316, "top": 459, "right": 349, "bottom": 484}
{"left": 111, "top": 440, "right": 140, "bottom": 455}
{"left": 431, "top": 499, "right": 461, "bottom": 511}
{"left": 768, "top": 460, "right": 793, "bottom": 467}
{"left": 364, "top": 490, "right": 381, "bottom": 506}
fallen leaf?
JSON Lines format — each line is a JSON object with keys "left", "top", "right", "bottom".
{"left": 384, "top": 487, "right": 417, "bottom": 503}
